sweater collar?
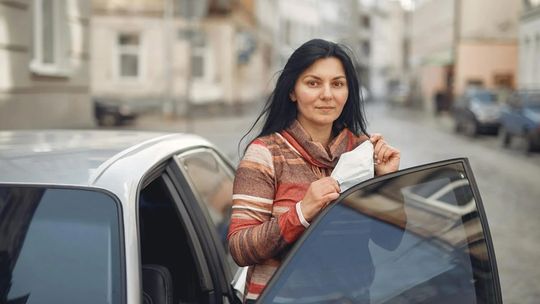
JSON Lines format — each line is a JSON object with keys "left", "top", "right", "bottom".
{"left": 280, "top": 120, "right": 354, "bottom": 169}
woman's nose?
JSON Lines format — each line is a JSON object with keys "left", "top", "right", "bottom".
{"left": 321, "top": 84, "right": 332, "bottom": 100}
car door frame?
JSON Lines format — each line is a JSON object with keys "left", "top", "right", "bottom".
{"left": 258, "top": 158, "right": 502, "bottom": 303}
{"left": 136, "top": 149, "right": 239, "bottom": 304}
{"left": 168, "top": 146, "right": 239, "bottom": 303}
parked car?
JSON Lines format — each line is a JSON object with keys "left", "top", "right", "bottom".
{"left": 452, "top": 88, "right": 502, "bottom": 136}
{"left": 94, "top": 98, "right": 138, "bottom": 126}
{"left": 499, "top": 90, "right": 540, "bottom": 153}
{"left": 0, "top": 131, "right": 502, "bottom": 304}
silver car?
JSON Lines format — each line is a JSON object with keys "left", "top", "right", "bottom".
{"left": 0, "top": 131, "right": 502, "bottom": 304}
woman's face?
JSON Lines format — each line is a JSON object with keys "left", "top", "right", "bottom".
{"left": 290, "top": 57, "right": 348, "bottom": 131}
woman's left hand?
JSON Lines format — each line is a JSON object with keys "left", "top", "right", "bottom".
{"left": 370, "top": 133, "right": 400, "bottom": 176}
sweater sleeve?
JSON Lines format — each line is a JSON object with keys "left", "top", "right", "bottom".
{"left": 227, "top": 139, "right": 306, "bottom": 267}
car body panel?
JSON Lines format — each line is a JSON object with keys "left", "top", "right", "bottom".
{"left": 0, "top": 130, "right": 222, "bottom": 304}
{"left": 500, "top": 90, "right": 540, "bottom": 150}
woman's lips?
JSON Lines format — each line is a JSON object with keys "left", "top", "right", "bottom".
{"left": 315, "top": 106, "right": 335, "bottom": 110}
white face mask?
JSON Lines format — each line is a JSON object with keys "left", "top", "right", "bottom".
{"left": 331, "top": 140, "right": 374, "bottom": 193}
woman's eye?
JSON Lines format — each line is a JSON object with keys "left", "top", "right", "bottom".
{"left": 307, "top": 81, "right": 319, "bottom": 87}
{"left": 333, "top": 81, "right": 346, "bottom": 88}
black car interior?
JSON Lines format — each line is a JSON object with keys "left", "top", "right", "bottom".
{"left": 139, "top": 176, "right": 205, "bottom": 304}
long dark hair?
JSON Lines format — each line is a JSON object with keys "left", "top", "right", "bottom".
{"left": 240, "top": 39, "right": 369, "bottom": 153}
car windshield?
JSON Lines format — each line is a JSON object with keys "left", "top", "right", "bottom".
{"left": 0, "top": 186, "right": 123, "bottom": 304}
{"left": 259, "top": 162, "right": 498, "bottom": 304}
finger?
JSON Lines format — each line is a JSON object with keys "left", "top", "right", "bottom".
{"left": 380, "top": 145, "right": 391, "bottom": 162}
{"left": 369, "top": 133, "right": 383, "bottom": 143}
{"left": 374, "top": 140, "right": 386, "bottom": 157}
{"left": 320, "top": 177, "right": 340, "bottom": 193}
{"left": 387, "top": 147, "right": 401, "bottom": 162}
{"left": 323, "top": 192, "right": 340, "bottom": 202}
{"left": 329, "top": 177, "right": 341, "bottom": 193}
{"left": 369, "top": 134, "right": 383, "bottom": 145}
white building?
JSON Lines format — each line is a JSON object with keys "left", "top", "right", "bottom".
{"left": 0, "top": 0, "right": 93, "bottom": 129}
{"left": 91, "top": 0, "right": 267, "bottom": 117}
{"left": 519, "top": 0, "right": 540, "bottom": 89}
{"left": 276, "top": 0, "right": 320, "bottom": 66}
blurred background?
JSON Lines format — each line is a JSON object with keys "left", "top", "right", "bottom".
{"left": 1, "top": 0, "right": 540, "bottom": 303}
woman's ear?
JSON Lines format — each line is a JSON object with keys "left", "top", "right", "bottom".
{"left": 289, "top": 92, "right": 297, "bottom": 102}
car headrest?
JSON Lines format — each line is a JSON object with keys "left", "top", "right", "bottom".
{"left": 142, "top": 264, "right": 173, "bottom": 304}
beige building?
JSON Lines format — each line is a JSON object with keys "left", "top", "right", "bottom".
{"left": 410, "top": 0, "right": 521, "bottom": 111}
{"left": 91, "top": 0, "right": 268, "bottom": 117}
{"left": 0, "top": 0, "right": 93, "bottom": 129}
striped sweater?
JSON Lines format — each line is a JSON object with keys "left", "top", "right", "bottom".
{"left": 227, "top": 120, "right": 367, "bottom": 301}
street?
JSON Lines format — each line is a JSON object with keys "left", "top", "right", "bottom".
{"left": 124, "top": 101, "right": 540, "bottom": 304}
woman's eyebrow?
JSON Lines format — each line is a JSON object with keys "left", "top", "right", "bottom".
{"left": 302, "top": 75, "right": 322, "bottom": 80}
{"left": 302, "top": 75, "right": 346, "bottom": 80}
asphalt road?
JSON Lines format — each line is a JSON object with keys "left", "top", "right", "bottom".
{"left": 125, "top": 101, "right": 540, "bottom": 303}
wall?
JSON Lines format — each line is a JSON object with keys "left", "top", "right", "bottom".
{"left": 0, "top": 0, "right": 93, "bottom": 129}
{"left": 519, "top": 9, "right": 540, "bottom": 88}
{"left": 420, "top": 65, "right": 447, "bottom": 113}
{"left": 91, "top": 16, "right": 169, "bottom": 99}
{"left": 459, "top": 0, "right": 520, "bottom": 42}
{"left": 455, "top": 42, "right": 518, "bottom": 94}
{"left": 410, "top": 0, "right": 455, "bottom": 66}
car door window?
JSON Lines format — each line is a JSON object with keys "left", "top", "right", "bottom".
{"left": 177, "top": 150, "right": 233, "bottom": 237}
{"left": 176, "top": 149, "right": 236, "bottom": 270}
{"left": 259, "top": 160, "right": 500, "bottom": 304}
{"left": 0, "top": 186, "right": 123, "bottom": 304}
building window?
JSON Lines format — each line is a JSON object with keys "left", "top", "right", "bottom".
{"left": 117, "top": 33, "right": 141, "bottom": 79}
{"left": 190, "top": 31, "right": 210, "bottom": 80}
{"left": 30, "top": 0, "right": 70, "bottom": 77}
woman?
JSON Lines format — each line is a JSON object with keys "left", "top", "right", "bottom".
{"left": 227, "top": 39, "right": 400, "bottom": 302}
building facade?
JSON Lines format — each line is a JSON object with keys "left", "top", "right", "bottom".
{"left": 91, "top": 0, "right": 267, "bottom": 117}
{"left": 0, "top": 0, "right": 93, "bottom": 129}
{"left": 367, "top": 0, "right": 409, "bottom": 101}
{"left": 410, "top": 0, "right": 521, "bottom": 112}
{"left": 519, "top": 0, "right": 540, "bottom": 89}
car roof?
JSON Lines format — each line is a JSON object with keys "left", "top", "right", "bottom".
{"left": 0, "top": 130, "right": 213, "bottom": 188}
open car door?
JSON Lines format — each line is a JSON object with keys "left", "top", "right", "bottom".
{"left": 258, "top": 158, "right": 502, "bottom": 304}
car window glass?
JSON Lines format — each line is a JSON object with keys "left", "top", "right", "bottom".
{"left": 0, "top": 187, "right": 122, "bottom": 304}
{"left": 437, "top": 184, "right": 473, "bottom": 207}
{"left": 471, "top": 92, "right": 496, "bottom": 104}
{"left": 407, "top": 178, "right": 448, "bottom": 198}
{"left": 259, "top": 162, "right": 498, "bottom": 304}
{"left": 177, "top": 150, "right": 236, "bottom": 270}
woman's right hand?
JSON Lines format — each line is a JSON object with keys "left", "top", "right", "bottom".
{"left": 300, "top": 177, "right": 341, "bottom": 222}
